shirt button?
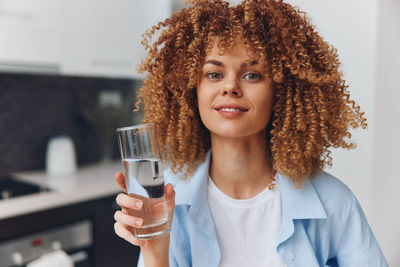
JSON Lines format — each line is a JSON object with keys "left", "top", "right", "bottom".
{"left": 288, "top": 253, "right": 295, "bottom": 261}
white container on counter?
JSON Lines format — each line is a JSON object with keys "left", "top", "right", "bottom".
{"left": 45, "top": 135, "right": 77, "bottom": 176}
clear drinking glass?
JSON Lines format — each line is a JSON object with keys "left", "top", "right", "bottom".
{"left": 116, "top": 123, "right": 170, "bottom": 239}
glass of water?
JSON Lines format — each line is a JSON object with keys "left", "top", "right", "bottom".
{"left": 116, "top": 123, "right": 170, "bottom": 239}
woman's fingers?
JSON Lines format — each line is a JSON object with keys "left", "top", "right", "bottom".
{"left": 114, "top": 210, "right": 143, "bottom": 228}
{"left": 115, "top": 172, "right": 127, "bottom": 193}
{"left": 114, "top": 221, "right": 147, "bottom": 247}
{"left": 113, "top": 184, "right": 174, "bottom": 253}
{"left": 116, "top": 193, "right": 143, "bottom": 210}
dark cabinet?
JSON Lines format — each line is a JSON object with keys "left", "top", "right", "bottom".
{"left": 0, "top": 194, "right": 140, "bottom": 267}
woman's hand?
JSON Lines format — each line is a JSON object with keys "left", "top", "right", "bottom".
{"left": 113, "top": 172, "right": 175, "bottom": 266}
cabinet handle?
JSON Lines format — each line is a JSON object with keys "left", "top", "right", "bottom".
{"left": 0, "top": 61, "right": 60, "bottom": 75}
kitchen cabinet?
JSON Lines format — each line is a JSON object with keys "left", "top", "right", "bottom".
{"left": 0, "top": 194, "right": 139, "bottom": 267}
{"left": 64, "top": 0, "right": 172, "bottom": 79}
{"left": 0, "top": 0, "right": 68, "bottom": 74}
{"left": 0, "top": 0, "right": 172, "bottom": 79}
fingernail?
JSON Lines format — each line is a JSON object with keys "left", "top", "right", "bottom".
{"left": 136, "top": 219, "right": 142, "bottom": 227}
{"left": 135, "top": 201, "right": 142, "bottom": 209}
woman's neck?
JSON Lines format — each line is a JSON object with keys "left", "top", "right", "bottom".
{"left": 209, "top": 131, "right": 275, "bottom": 199}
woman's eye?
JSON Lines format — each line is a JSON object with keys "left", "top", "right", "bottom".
{"left": 243, "top": 73, "right": 261, "bottom": 80}
{"left": 206, "top": 72, "right": 222, "bottom": 80}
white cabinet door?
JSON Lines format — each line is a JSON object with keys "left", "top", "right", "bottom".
{"left": 63, "top": 0, "right": 172, "bottom": 79}
{"left": 0, "top": 0, "right": 68, "bottom": 74}
{"left": 0, "top": 0, "right": 172, "bottom": 78}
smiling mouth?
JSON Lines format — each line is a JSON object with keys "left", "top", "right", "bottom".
{"left": 214, "top": 106, "right": 248, "bottom": 118}
{"left": 216, "top": 107, "right": 247, "bottom": 112}
{"left": 214, "top": 104, "right": 248, "bottom": 112}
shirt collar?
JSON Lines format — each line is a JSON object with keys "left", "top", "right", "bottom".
{"left": 277, "top": 172, "right": 327, "bottom": 244}
{"left": 165, "top": 150, "right": 212, "bottom": 206}
{"left": 165, "top": 150, "right": 215, "bottom": 235}
{"left": 277, "top": 173, "right": 327, "bottom": 220}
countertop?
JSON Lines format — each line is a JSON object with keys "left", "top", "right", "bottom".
{"left": 0, "top": 161, "right": 124, "bottom": 220}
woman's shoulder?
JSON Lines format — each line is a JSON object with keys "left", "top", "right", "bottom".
{"left": 310, "top": 171, "right": 353, "bottom": 197}
{"left": 278, "top": 171, "right": 359, "bottom": 220}
{"left": 309, "top": 171, "right": 352, "bottom": 195}
{"left": 309, "top": 171, "right": 358, "bottom": 214}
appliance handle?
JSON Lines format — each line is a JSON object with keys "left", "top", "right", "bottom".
{"left": 69, "top": 250, "right": 88, "bottom": 263}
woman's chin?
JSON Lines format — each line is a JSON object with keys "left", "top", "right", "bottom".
{"left": 209, "top": 128, "right": 267, "bottom": 140}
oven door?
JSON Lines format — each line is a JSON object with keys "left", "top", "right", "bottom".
{"left": 0, "top": 220, "right": 93, "bottom": 267}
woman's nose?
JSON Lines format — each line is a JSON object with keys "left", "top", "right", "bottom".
{"left": 222, "top": 77, "right": 242, "bottom": 97}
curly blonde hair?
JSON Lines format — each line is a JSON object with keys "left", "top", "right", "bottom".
{"left": 136, "top": 0, "right": 367, "bottom": 184}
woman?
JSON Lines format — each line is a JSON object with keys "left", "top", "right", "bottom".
{"left": 113, "top": 0, "right": 387, "bottom": 266}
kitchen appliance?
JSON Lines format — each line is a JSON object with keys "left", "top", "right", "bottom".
{"left": 0, "top": 176, "right": 49, "bottom": 200}
{"left": 0, "top": 220, "right": 93, "bottom": 267}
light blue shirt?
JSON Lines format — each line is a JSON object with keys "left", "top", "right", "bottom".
{"left": 138, "top": 151, "right": 387, "bottom": 266}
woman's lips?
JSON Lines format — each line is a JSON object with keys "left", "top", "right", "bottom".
{"left": 214, "top": 104, "right": 248, "bottom": 118}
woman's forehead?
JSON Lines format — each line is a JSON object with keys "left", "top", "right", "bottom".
{"left": 204, "top": 39, "right": 260, "bottom": 63}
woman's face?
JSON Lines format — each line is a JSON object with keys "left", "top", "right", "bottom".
{"left": 197, "top": 40, "right": 274, "bottom": 139}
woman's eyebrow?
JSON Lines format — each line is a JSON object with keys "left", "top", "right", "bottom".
{"left": 203, "top": 59, "right": 259, "bottom": 68}
{"left": 204, "top": 59, "right": 224, "bottom": 67}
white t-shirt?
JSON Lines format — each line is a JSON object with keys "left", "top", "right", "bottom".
{"left": 207, "top": 176, "right": 286, "bottom": 267}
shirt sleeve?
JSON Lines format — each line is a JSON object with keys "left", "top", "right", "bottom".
{"left": 336, "top": 194, "right": 388, "bottom": 267}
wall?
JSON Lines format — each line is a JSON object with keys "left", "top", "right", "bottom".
{"left": 373, "top": 0, "right": 400, "bottom": 265}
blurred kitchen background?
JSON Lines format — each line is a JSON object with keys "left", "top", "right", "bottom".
{"left": 0, "top": 0, "right": 399, "bottom": 266}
